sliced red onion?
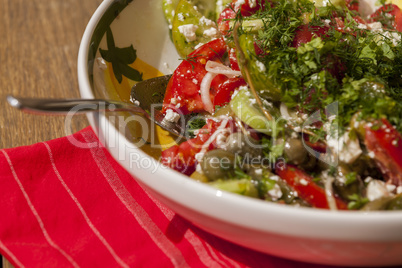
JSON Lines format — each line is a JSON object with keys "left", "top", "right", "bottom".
{"left": 324, "top": 175, "right": 338, "bottom": 211}
{"left": 205, "top": 61, "right": 242, "bottom": 78}
{"left": 200, "top": 72, "right": 217, "bottom": 113}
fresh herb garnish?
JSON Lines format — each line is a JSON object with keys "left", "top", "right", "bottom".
{"left": 233, "top": 0, "right": 402, "bottom": 132}
{"left": 186, "top": 116, "right": 206, "bottom": 138}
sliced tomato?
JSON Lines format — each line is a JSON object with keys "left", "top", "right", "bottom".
{"left": 364, "top": 118, "right": 402, "bottom": 186}
{"left": 291, "top": 24, "right": 329, "bottom": 48}
{"left": 275, "top": 164, "right": 349, "bottom": 210}
{"left": 228, "top": 47, "right": 240, "bottom": 71}
{"left": 346, "top": 0, "right": 359, "bottom": 11}
{"left": 161, "top": 119, "right": 238, "bottom": 175}
{"left": 213, "top": 77, "right": 247, "bottom": 107}
{"left": 161, "top": 139, "right": 197, "bottom": 175}
{"left": 217, "top": 6, "right": 237, "bottom": 37}
{"left": 162, "top": 38, "right": 228, "bottom": 114}
{"left": 370, "top": 4, "right": 402, "bottom": 32}
{"left": 235, "top": 0, "right": 267, "bottom": 16}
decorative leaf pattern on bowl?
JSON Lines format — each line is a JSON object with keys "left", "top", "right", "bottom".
{"left": 99, "top": 27, "right": 143, "bottom": 83}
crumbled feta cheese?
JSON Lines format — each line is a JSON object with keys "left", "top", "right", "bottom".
{"left": 366, "top": 179, "right": 391, "bottom": 201}
{"left": 178, "top": 24, "right": 198, "bottom": 42}
{"left": 164, "top": 109, "right": 181, "bottom": 123}
{"left": 177, "top": 13, "right": 184, "bottom": 21}
{"left": 339, "top": 133, "right": 362, "bottom": 164}
{"left": 200, "top": 16, "right": 214, "bottom": 26}
{"left": 368, "top": 22, "right": 383, "bottom": 31}
{"left": 170, "top": 98, "right": 177, "bottom": 105}
{"left": 397, "top": 186, "right": 402, "bottom": 195}
{"left": 268, "top": 184, "right": 283, "bottom": 201}
{"left": 255, "top": 60, "right": 266, "bottom": 72}
{"left": 327, "top": 131, "right": 362, "bottom": 164}
{"left": 203, "top": 27, "right": 218, "bottom": 38}
{"left": 299, "top": 178, "right": 308, "bottom": 186}
{"left": 357, "top": 23, "right": 367, "bottom": 29}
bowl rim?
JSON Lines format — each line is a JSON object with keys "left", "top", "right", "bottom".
{"left": 77, "top": 0, "right": 402, "bottom": 244}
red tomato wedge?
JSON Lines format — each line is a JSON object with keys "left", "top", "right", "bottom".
{"left": 217, "top": 6, "right": 237, "bottom": 37}
{"left": 275, "top": 164, "right": 349, "bottom": 210}
{"left": 364, "top": 118, "right": 402, "bottom": 186}
{"left": 370, "top": 4, "right": 402, "bottom": 32}
{"left": 213, "top": 77, "right": 247, "bottom": 107}
{"left": 162, "top": 38, "right": 228, "bottom": 114}
{"left": 161, "top": 119, "right": 237, "bottom": 175}
{"left": 162, "top": 38, "right": 246, "bottom": 114}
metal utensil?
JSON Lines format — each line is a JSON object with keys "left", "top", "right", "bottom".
{"left": 7, "top": 74, "right": 187, "bottom": 138}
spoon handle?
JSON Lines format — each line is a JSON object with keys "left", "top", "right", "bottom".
{"left": 6, "top": 95, "right": 148, "bottom": 116}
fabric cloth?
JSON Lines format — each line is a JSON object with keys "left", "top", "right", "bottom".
{"left": 0, "top": 126, "right": 329, "bottom": 267}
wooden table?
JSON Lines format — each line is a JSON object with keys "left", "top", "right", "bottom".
{"left": 1, "top": 0, "right": 102, "bottom": 266}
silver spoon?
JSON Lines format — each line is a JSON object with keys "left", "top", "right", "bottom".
{"left": 7, "top": 74, "right": 187, "bottom": 139}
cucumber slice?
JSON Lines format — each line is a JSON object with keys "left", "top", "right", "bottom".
{"left": 172, "top": 0, "right": 219, "bottom": 57}
{"left": 230, "top": 89, "right": 280, "bottom": 135}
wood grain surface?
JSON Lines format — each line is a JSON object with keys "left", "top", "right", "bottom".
{"left": 1, "top": 0, "right": 102, "bottom": 266}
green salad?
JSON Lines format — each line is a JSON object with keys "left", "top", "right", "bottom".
{"left": 159, "top": 0, "right": 402, "bottom": 210}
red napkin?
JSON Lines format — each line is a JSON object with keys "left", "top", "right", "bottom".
{"left": 0, "top": 126, "right": 329, "bottom": 267}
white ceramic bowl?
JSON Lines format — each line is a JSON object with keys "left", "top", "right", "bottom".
{"left": 77, "top": 0, "right": 402, "bottom": 266}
